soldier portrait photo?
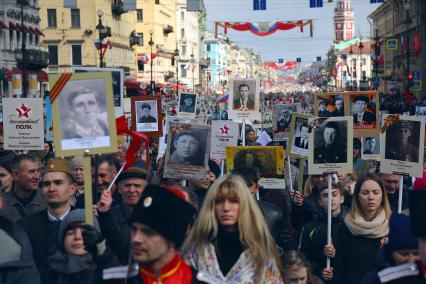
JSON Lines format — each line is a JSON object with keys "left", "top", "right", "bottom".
{"left": 313, "top": 120, "right": 348, "bottom": 164}
{"left": 315, "top": 93, "right": 346, "bottom": 118}
{"left": 232, "top": 80, "right": 256, "bottom": 111}
{"left": 135, "top": 100, "right": 158, "bottom": 132}
{"left": 350, "top": 93, "right": 377, "bottom": 129}
{"left": 272, "top": 103, "right": 300, "bottom": 141}
{"left": 178, "top": 93, "right": 197, "bottom": 114}
{"left": 385, "top": 120, "right": 420, "bottom": 163}
{"left": 363, "top": 136, "right": 380, "bottom": 155}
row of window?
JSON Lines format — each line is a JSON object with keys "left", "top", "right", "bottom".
{"left": 47, "top": 8, "right": 80, "bottom": 28}
{"left": 0, "top": 29, "right": 40, "bottom": 51}
{"left": 47, "top": 44, "right": 81, "bottom": 66}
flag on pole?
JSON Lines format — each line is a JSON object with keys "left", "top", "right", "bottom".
{"left": 253, "top": 0, "right": 266, "bottom": 10}
{"left": 296, "top": 57, "right": 302, "bottom": 63}
{"left": 310, "top": 0, "right": 323, "bottom": 8}
{"left": 316, "top": 56, "right": 321, "bottom": 61}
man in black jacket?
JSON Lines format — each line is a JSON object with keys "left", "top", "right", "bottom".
{"left": 232, "top": 166, "right": 296, "bottom": 250}
{"left": 18, "top": 158, "right": 77, "bottom": 284}
{"left": 97, "top": 167, "right": 148, "bottom": 264}
{"left": 381, "top": 173, "right": 409, "bottom": 213}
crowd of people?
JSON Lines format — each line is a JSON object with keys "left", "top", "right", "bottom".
{"left": 0, "top": 90, "right": 425, "bottom": 284}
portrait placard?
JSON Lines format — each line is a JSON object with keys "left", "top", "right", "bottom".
{"left": 131, "top": 96, "right": 162, "bottom": 137}
{"left": 361, "top": 136, "right": 380, "bottom": 161}
{"left": 45, "top": 96, "right": 54, "bottom": 142}
{"left": 288, "top": 112, "right": 310, "bottom": 158}
{"left": 228, "top": 78, "right": 260, "bottom": 121}
{"left": 314, "top": 92, "right": 348, "bottom": 118}
{"left": 380, "top": 115, "right": 425, "bottom": 177}
{"left": 415, "top": 106, "right": 426, "bottom": 116}
{"left": 3, "top": 98, "right": 44, "bottom": 150}
{"left": 261, "top": 111, "right": 273, "bottom": 128}
{"left": 272, "top": 103, "right": 301, "bottom": 141}
{"left": 348, "top": 91, "right": 379, "bottom": 137}
{"left": 49, "top": 72, "right": 117, "bottom": 157}
{"left": 164, "top": 122, "right": 211, "bottom": 180}
{"left": 226, "top": 146, "right": 285, "bottom": 188}
{"left": 210, "top": 121, "right": 239, "bottom": 159}
{"left": 308, "top": 116, "right": 353, "bottom": 175}
{"left": 178, "top": 92, "right": 198, "bottom": 119}
{"left": 72, "top": 67, "right": 124, "bottom": 117}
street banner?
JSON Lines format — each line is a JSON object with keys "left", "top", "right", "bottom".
{"left": 348, "top": 91, "right": 380, "bottom": 137}
{"left": 226, "top": 146, "right": 285, "bottom": 189}
{"left": 164, "top": 122, "right": 211, "bottom": 180}
{"left": 72, "top": 67, "right": 124, "bottom": 117}
{"left": 308, "top": 116, "right": 354, "bottom": 175}
{"left": 380, "top": 115, "right": 425, "bottom": 177}
{"left": 210, "top": 121, "right": 239, "bottom": 159}
{"left": 3, "top": 98, "right": 44, "bottom": 150}
{"left": 272, "top": 103, "right": 301, "bottom": 141}
{"left": 361, "top": 136, "right": 380, "bottom": 161}
{"left": 131, "top": 96, "right": 163, "bottom": 137}
{"left": 229, "top": 78, "right": 260, "bottom": 121}
{"left": 177, "top": 92, "right": 198, "bottom": 119}
{"left": 49, "top": 72, "right": 118, "bottom": 157}
{"left": 45, "top": 96, "right": 54, "bottom": 142}
{"left": 288, "top": 112, "right": 310, "bottom": 158}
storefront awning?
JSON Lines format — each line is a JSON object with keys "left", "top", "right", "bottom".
{"left": 8, "top": 22, "right": 16, "bottom": 30}
{"left": 0, "top": 20, "right": 7, "bottom": 29}
{"left": 28, "top": 26, "right": 35, "bottom": 34}
{"left": 34, "top": 27, "right": 45, "bottom": 37}
{"left": 2, "top": 67, "right": 13, "bottom": 81}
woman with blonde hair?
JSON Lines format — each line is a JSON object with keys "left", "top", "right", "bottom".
{"left": 182, "top": 174, "right": 284, "bottom": 283}
{"left": 331, "top": 174, "right": 391, "bottom": 284}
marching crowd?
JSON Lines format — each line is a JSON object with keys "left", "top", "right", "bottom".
{"left": 0, "top": 94, "right": 426, "bottom": 284}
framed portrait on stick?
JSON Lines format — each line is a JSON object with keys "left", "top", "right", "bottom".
{"left": 178, "top": 92, "right": 198, "bottom": 119}
{"left": 49, "top": 72, "right": 117, "bottom": 157}
{"left": 308, "top": 116, "right": 353, "bottom": 175}
{"left": 228, "top": 78, "right": 260, "bottom": 121}
{"left": 163, "top": 122, "right": 211, "bottom": 180}
{"left": 288, "top": 112, "right": 310, "bottom": 158}
{"left": 348, "top": 91, "right": 380, "bottom": 137}
{"left": 380, "top": 115, "right": 425, "bottom": 177}
{"left": 272, "top": 103, "right": 301, "bottom": 141}
{"left": 226, "top": 146, "right": 285, "bottom": 188}
{"left": 314, "top": 92, "right": 347, "bottom": 118}
{"left": 361, "top": 136, "right": 380, "bottom": 161}
{"left": 131, "top": 96, "right": 163, "bottom": 137}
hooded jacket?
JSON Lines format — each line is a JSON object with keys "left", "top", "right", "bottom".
{"left": 0, "top": 216, "right": 41, "bottom": 284}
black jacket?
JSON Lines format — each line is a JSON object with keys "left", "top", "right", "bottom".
{"left": 387, "top": 190, "right": 409, "bottom": 214}
{"left": 98, "top": 203, "right": 131, "bottom": 265}
{"left": 332, "top": 224, "right": 385, "bottom": 284}
{"left": 362, "top": 248, "right": 394, "bottom": 284}
{"left": 299, "top": 207, "right": 348, "bottom": 277}
{"left": 0, "top": 216, "right": 41, "bottom": 284}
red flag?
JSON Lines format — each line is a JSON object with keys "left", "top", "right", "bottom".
{"left": 116, "top": 116, "right": 151, "bottom": 170}
{"left": 405, "top": 89, "right": 412, "bottom": 105}
{"left": 414, "top": 34, "right": 422, "bottom": 56}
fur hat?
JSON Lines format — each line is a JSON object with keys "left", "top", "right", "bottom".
{"left": 70, "top": 156, "right": 84, "bottom": 169}
{"left": 128, "top": 184, "right": 196, "bottom": 247}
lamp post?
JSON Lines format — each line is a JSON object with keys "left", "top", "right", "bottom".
{"left": 18, "top": 0, "right": 28, "bottom": 97}
{"left": 404, "top": 0, "right": 411, "bottom": 93}
{"left": 358, "top": 38, "right": 364, "bottom": 90}
{"left": 96, "top": 10, "right": 105, "bottom": 68}
{"left": 174, "top": 44, "right": 179, "bottom": 98}
{"left": 148, "top": 30, "right": 154, "bottom": 95}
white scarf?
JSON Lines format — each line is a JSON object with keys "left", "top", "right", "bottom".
{"left": 344, "top": 209, "right": 389, "bottom": 238}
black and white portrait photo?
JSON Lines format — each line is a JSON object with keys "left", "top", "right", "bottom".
{"left": 363, "top": 136, "right": 380, "bottom": 155}
{"left": 262, "top": 112, "right": 273, "bottom": 124}
{"left": 273, "top": 103, "right": 301, "bottom": 141}
{"left": 136, "top": 100, "right": 158, "bottom": 132}
{"left": 178, "top": 93, "right": 197, "bottom": 114}
{"left": 164, "top": 123, "right": 211, "bottom": 180}
{"left": 385, "top": 120, "right": 420, "bottom": 163}
{"left": 313, "top": 120, "right": 348, "bottom": 164}
{"left": 232, "top": 80, "right": 256, "bottom": 111}
{"left": 58, "top": 79, "right": 110, "bottom": 150}
{"left": 291, "top": 117, "right": 309, "bottom": 157}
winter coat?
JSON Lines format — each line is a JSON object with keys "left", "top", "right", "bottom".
{"left": 332, "top": 224, "right": 386, "bottom": 284}
{"left": 362, "top": 248, "right": 394, "bottom": 284}
{"left": 387, "top": 191, "right": 409, "bottom": 214}
{"left": 0, "top": 188, "right": 46, "bottom": 222}
{"left": 299, "top": 207, "right": 349, "bottom": 277}
{"left": 0, "top": 216, "right": 41, "bottom": 284}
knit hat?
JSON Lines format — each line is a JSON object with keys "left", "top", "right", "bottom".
{"left": 45, "top": 158, "right": 75, "bottom": 181}
{"left": 128, "top": 184, "right": 196, "bottom": 247}
{"left": 0, "top": 150, "right": 16, "bottom": 173}
{"left": 413, "top": 170, "right": 426, "bottom": 191}
{"left": 115, "top": 167, "right": 148, "bottom": 184}
{"left": 384, "top": 213, "right": 418, "bottom": 254}
{"left": 70, "top": 156, "right": 84, "bottom": 169}
{"left": 58, "top": 209, "right": 101, "bottom": 247}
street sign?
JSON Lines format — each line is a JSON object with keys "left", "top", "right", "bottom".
{"left": 386, "top": 39, "right": 398, "bottom": 50}
{"left": 413, "top": 71, "right": 421, "bottom": 80}
{"left": 411, "top": 80, "right": 422, "bottom": 91}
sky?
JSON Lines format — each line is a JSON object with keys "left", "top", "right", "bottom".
{"left": 203, "top": 0, "right": 383, "bottom": 64}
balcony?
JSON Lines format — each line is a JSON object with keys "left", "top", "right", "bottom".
{"left": 16, "top": 49, "right": 49, "bottom": 71}
{"left": 112, "top": 0, "right": 126, "bottom": 16}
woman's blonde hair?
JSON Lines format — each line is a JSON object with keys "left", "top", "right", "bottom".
{"left": 349, "top": 174, "right": 391, "bottom": 221}
{"left": 182, "top": 174, "right": 281, "bottom": 282}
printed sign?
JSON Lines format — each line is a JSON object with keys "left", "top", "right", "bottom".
{"left": 210, "top": 121, "right": 239, "bottom": 159}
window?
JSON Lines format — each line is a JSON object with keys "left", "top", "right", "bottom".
{"left": 138, "top": 61, "right": 145, "bottom": 71}
{"left": 137, "top": 33, "right": 143, "bottom": 46}
{"left": 9, "top": 30, "right": 13, "bottom": 49}
{"left": 71, "top": 44, "right": 82, "bottom": 65}
{"left": 181, "top": 45, "right": 186, "bottom": 56}
{"left": 71, "top": 9, "right": 80, "bottom": 27}
{"left": 136, "top": 9, "right": 143, "bottom": 22}
{"left": 47, "top": 9, "right": 57, "bottom": 27}
{"left": 362, "top": 58, "right": 366, "bottom": 65}
{"left": 343, "top": 71, "right": 347, "bottom": 77}
{"left": 181, "top": 11, "right": 184, "bottom": 21}
{"left": 155, "top": 0, "right": 160, "bottom": 4}
{"left": 48, "top": 45, "right": 58, "bottom": 65}
{"left": 181, "top": 28, "right": 185, "bottom": 38}
{"left": 180, "top": 64, "right": 187, "bottom": 78}
{"left": 206, "top": 44, "right": 210, "bottom": 52}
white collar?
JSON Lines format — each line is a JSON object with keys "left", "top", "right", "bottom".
{"left": 47, "top": 207, "right": 71, "bottom": 222}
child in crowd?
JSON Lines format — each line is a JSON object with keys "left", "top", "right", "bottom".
{"left": 281, "top": 250, "right": 323, "bottom": 284}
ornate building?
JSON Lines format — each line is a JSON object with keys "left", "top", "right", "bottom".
{"left": 334, "top": 0, "right": 355, "bottom": 43}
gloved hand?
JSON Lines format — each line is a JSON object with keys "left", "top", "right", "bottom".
{"left": 81, "top": 224, "right": 106, "bottom": 257}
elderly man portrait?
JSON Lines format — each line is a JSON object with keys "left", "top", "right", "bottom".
{"left": 233, "top": 83, "right": 255, "bottom": 110}
{"left": 138, "top": 103, "right": 157, "bottom": 123}
{"left": 353, "top": 95, "right": 376, "bottom": 126}
{"left": 314, "top": 121, "right": 346, "bottom": 164}
{"left": 62, "top": 86, "right": 109, "bottom": 139}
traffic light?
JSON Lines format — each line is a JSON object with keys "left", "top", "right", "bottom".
{"left": 374, "top": 42, "right": 381, "bottom": 56}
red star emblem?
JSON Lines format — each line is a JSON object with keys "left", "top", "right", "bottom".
{"left": 16, "top": 103, "right": 31, "bottom": 118}
{"left": 220, "top": 124, "right": 230, "bottom": 134}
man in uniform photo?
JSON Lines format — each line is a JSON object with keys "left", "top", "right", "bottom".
{"left": 138, "top": 103, "right": 157, "bottom": 123}
{"left": 276, "top": 107, "right": 292, "bottom": 132}
{"left": 314, "top": 121, "right": 346, "bottom": 163}
{"left": 385, "top": 120, "right": 419, "bottom": 163}
{"left": 233, "top": 83, "right": 255, "bottom": 111}
{"left": 294, "top": 123, "right": 309, "bottom": 149}
{"left": 353, "top": 95, "right": 376, "bottom": 126}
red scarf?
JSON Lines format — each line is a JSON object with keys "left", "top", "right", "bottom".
{"left": 140, "top": 253, "right": 193, "bottom": 284}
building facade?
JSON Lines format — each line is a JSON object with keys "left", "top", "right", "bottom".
{"left": 334, "top": 0, "right": 355, "bottom": 43}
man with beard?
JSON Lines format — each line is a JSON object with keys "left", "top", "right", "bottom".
{"left": 18, "top": 159, "right": 77, "bottom": 283}
{"left": 314, "top": 121, "right": 346, "bottom": 164}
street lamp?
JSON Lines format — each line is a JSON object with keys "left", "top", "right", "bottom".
{"left": 404, "top": 0, "right": 411, "bottom": 93}
{"left": 96, "top": 10, "right": 104, "bottom": 68}
{"left": 190, "top": 51, "right": 194, "bottom": 91}
{"left": 174, "top": 44, "right": 179, "bottom": 98}
{"left": 358, "top": 38, "right": 364, "bottom": 90}
{"left": 148, "top": 30, "right": 154, "bottom": 95}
